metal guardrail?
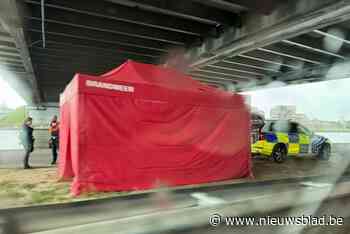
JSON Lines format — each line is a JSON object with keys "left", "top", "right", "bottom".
{"left": 46, "top": 181, "right": 350, "bottom": 234}
{"left": 0, "top": 174, "right": 349, "bottom": 234}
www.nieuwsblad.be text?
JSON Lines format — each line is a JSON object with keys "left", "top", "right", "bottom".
{"left": 209, "top": 214, "right": 344, "bottom": 227}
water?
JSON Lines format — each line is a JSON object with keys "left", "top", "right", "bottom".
{"left": 315, "top": 132, "right": 350, "bottom": 143}
{"left": 0, "top": 129, "right": 22, "bottom": 150}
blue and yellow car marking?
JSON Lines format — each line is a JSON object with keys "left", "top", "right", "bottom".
{"left": 251, "top": 131, "right": 315, "bottom": 156}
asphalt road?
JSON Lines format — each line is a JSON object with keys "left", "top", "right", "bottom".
{"left": 1, "top": 147, "right": 349, "bottom": 234}
{"left": 2, "top": 174, "right": 349, "bottom": 234}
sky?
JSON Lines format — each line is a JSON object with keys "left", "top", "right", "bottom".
{"left": 0, "top": 76, "right": 26, "bottom": 109}
{"left": 242, "top": 78, "right": 350, "bottom": 121}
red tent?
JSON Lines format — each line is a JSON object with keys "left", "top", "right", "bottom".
{"left": 59, "top": 60, "right": 252, "bottom": 195}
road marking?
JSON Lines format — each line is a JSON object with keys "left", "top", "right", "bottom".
{"left": 190, "top": 192, "right": 226, "bottom": 206}
{"left": 299, "top": 181, "right": 333, "bottom": 188}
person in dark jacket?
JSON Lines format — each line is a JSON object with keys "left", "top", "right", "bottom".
{"left": 20, "top": 117, "right": 34, "bottom": 169}
{"left": 49, "top": 115, "right": 59, "bottom": 165}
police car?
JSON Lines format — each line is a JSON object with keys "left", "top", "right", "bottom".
{"left": 251, "top": 120, "right": 331, "bottom": 163}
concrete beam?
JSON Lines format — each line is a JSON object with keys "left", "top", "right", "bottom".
{"left": 277, "top": 59, "right": 350, "bottom": 83}
{"left": 0, "top": 57, "right": 23, "bottom": 65}
{"left": 262, "top": 43, "right": 331, "bottom": 65}
{"left": 36, "top": 67, "right": 105, "bottom": 76}
{"left": 258, "top": 48, "right": 321, "bottom": 65}
{"left": 0, "top": 40, "right": 17, "bottom": 49}
{"left": 197, "top": 0, "right": 281, "bottom": 14}
{"left": 282, "top": 41, "right": 345, "bottom": 60}
{"left": 28, "top": 21, "right": 172, "bottom": 53}
{"left": 192, "top": 78, "right": 227, "bottom": 88}
{"left": 195, "top": 66, "right": 263, "bottom": 79}
{"left": 0, "top": 0, "right": 42, "bottom": 104}
{"left": 29, "top": 33, "right": 163, "bottom": 58}
{"left": 239, "top": 51, "right": 300, "bottom": 69}
{"left": 216, "top": 59, "right": 281, "bottom": 73}
{"left": 0, "top": 61, "right": 24, "bottom": 69}
{"left": 104, "top": 0, "right": 238, "bottom": 26}
{"left": 190, "top": 0, "right": 249, "bottom": 13}
{"left": 314, "top": 29, "right": 350, "bottom": 46}
{"left": 193, "top": 77, "right": 227, "bottom": 84}
{"left": 26, "top": 4, "right": 197, "bottom": 45}
{"left": 32, "top": 58, "right": 122, "bottom": 68}
{"left": 188, "top": 0, "right": 350, "bottom": 68}
{"left": 0, "top": 32, "right": 14, "bottom": 42}
{"left": 31, "top": 54, "right": 151, "bottom": 67}
{"left": 189, "top": 71, "right": 251, "bottom": 82}
{"left": 30, "top": 46, "right": 156, "bottom": 63}
{"left": 0, "top": 45, "right": 17, "bottom": 52}
{"left": 190, "top": 73, "right": 238, "bottom": 83}
{"left": 0, "top": 47, "right": 20, "bottom": 57}
{"left": 192, "top": 68, "right": 257, "bottom": 80}
{"left": 206, "top": 64, "right": 266, "bottom": 76}
{"left": 0, "top": 50, "right": 21, "bottom": 58}
{"left": 11, "top": 29, "right": 41, "bottom": 104}
{"left": 31, "top": 41, "right": 161, "bottom": 59}
{"left": 34, "top": 63, "right": 122, "bottom": 71}
{"left": 0, "top": 65, "right": 26, "bottom": 73}
{"left": 32, "top": 61, "right": 124, "bottom": 73}
{"left": 0, "top": 54, "right": 22, "bottom": 63}
{"left": 25, "top": 0, "right": 213, "bottom": 37}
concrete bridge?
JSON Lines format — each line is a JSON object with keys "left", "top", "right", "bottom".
{"left": 1, "top": 0, "right": 350, "bottom": 104}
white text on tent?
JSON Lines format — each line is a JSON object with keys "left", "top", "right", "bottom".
{"left": 86, "top": 80, "right": 134, "bottom": 93}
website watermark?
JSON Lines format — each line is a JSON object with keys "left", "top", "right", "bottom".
{"left": 209, "top": 213, "right": 344, "bottom": 227}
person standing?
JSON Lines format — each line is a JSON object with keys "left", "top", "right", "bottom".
{"left": 49, "top": 115, "right": 59, "bottom": 165}
{"left": 20, "top": 117, "right": 34, "bottom": 169}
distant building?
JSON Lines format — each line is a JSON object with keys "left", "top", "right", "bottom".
{"left": 294, "top": 113, "right": 310, "bottom": 125}
{"left": 338, "top": 117, "right": 347, "bottom": 129}
{"left": 346, "top": 121, "right": 350, "bottom": 129}
{"left": 306, "top": 118, "right": 345, "bottom": 131}
{"left": 295, "top": 113, "right": 307, "bottom": 121}
{"left": 270, "top": 105, "right": 297, "bottom": 120}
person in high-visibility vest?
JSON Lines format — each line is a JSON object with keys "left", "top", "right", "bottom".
{"left": 49, "top": 115, "right": 59, "bottom": 165}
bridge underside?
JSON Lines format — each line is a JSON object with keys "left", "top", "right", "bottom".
{"left": 1, "top": 0, "right": 350, "bottom": 104}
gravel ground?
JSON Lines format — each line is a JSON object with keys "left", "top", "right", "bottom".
{"left": 0, "top": 148, "right": 348, "bottom": 209}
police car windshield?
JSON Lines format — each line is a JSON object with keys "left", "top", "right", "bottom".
{"left": 262, "top": 120, "right": 289, "bottom": 133}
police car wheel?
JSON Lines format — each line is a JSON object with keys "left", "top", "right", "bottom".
{"left": 318, "top": 144, "right": 330, "bottom": 161}
{"left": 272, "top": 145, "right": 287, "bottom": 163}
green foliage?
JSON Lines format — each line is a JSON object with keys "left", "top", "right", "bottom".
{"left": 30, "top": 189, "right": 58, "bottom": 204}
{"left": 0, "top": 181, "right": 26, "bottom": 199}
{"left": 0, "top": 106, "right": 27, "bottom": 128}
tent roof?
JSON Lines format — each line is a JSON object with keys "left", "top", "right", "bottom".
{"left": 61, "top": 60, "right": 236, "bottom": 107}
{"left": 100, "top": 60, "right": 223, "bottom": 94}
